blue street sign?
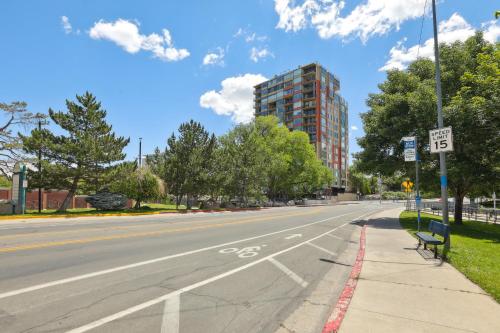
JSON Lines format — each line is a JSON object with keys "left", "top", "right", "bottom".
{"left": 404, "top": 140, "right": 415, "bottom": 149}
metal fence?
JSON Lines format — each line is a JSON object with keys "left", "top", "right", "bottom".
{"left": 405, "top": 201, "right": 498, "bottom": 223}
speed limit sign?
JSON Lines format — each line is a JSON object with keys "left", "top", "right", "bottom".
{"left": 429, "top": 127, "right": 453, "bottom": 153}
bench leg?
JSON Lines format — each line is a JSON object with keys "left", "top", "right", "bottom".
{"left": 434, "top": 244, "right": 438, "bottom": 259}
{"left": 424, "top": 243, "right": 427, "bottom": 250}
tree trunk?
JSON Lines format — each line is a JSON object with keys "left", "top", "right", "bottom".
{"left": 186, "top": 194, "right": 192, "bottom": 210}
{"left": 175, "top": 194, "right": 181, "bottom": 210}
{"left": 454, "top": 191, "right": 465, "bottom": 225}
{"left": 58, "top": 176, "right": 79, "bottom": 212}
{"left": 134, "top": 199, "right": 141, "bottom": 209}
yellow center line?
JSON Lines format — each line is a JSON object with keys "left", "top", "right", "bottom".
{"left": 0, "top": 207, "right": 326, "bottom": 253}
{"left": 0, "top": 208, "right": 323, "bottom": 240}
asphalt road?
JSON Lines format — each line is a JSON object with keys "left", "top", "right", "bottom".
{"left": 0, "top": 201, "right": 396, "bottom": 333}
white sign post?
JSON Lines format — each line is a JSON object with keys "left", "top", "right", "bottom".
{"left": 402, "top": 136, "right": 416, "bottom": 162}
{"left": 429, "top": 127, "right": 453, "bottom": 153}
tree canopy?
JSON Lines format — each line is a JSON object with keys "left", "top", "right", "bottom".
{"left": 0, "top": 101, "right": 45, "bottom": 178}
{"left": 21, "top": 92, "right": 129, "bottom": 211}
{"left": 355, "top": 32, "right": 499, "bottom": 223}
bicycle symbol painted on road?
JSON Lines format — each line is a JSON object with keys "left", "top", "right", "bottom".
{"left": 219, "top": 245, "right": 266, "bottom": 258}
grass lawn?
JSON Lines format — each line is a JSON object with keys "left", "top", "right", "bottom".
{"left": 0, "top": 202, "right": 252, "bottom": 218}
{"left": 0, "top": 203, "right": 186, "bottom": 218}
{"left": 400, "top": 211, "right": 500, "bottom": 302}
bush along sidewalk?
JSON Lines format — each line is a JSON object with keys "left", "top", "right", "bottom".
{"left": 400, "top": 211, "right": 500, "bottom": 303}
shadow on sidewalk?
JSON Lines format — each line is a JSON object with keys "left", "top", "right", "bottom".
{"left": 319, "top": 258, "right": 352, "bottom": 267}
{"left": 358, "top": 216, "right": 447, "bottom": 264}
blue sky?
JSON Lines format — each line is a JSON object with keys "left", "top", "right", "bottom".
{"left": 1, "top": 0, "right": 498, "bottom": 161}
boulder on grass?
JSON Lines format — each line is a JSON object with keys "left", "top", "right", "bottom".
{"left": 85, "top": 192, "right": 128, "bottom": 211}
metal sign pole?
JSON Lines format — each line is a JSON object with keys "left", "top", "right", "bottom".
{"left": 38, "top": 120, "right": 42, "bottom": 213}
{"left": 432, "top": 0, "right": 450, "bottom": 252}
{"left": 415, "top": 136, "right": 421, "bottom": 232}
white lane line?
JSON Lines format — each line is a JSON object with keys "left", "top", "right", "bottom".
{"left": 268, "top": 258, "right": 308, "bottom": 288}
{"left": 160, "top": 294, "right": 180, "bottom": 333}
{"left": 66, "top": 210, "right": 378, "bottom": 333}
{"left": 325, "top": 233, "right": 344, "bottom": 240}
{"left": 0, "top": 211, "right": 356, "bottom": 300}
{"left": 307, "top": 242, "right": 337, "bottom": 256}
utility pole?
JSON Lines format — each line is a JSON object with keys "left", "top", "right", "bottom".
{"left": 415, "top": 136, "right": 421, "bottom": 231}
{"left": 38, "top": 120, "right": 42, "bottom": 213}
{"left": 432, "top": 0, "right": 450, "bottom": 251}
{"left": 138, "top": 137, "right": 142, "bottom": 167}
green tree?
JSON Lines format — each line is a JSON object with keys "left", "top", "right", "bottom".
{"left": 0, "top": 101, "right": 45, "bottom": 178}
{"left": 248, "top": 116, "right": 333, "bottom": 200}
{"left": 355, "top": 33, "right": 499, "bottom": 224}
{"left": 444, "top": 44, "right": 500, "bottom": 220}
{"left": 149, "top": 120, "right": 216, "bottom": 209}
{"left": 348, "top": 163, "right": 373, "bottom": 195}
{"left": 218, "top": 121, "right": 266, "bottom": 205}
{"left": 109, "top": 162, "right": 164, "bottom": 208}
{"left": 21, "top": 92, "right": 129, "bottom": 211}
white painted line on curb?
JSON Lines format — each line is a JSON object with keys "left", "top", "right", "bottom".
{"left": 268, "top": 257, "right": 308, "bottom": 288}
{"left": 161, "top": 294, "right": 180, "bottom": 333}
{"left": 66, "top": 210, "right": 379, "bottom": 333}
{"left": 307, "top": 242, "right": 337, "bottom": 257}
{"left": 0, "top": 212, "right": 355, "bottom": 300}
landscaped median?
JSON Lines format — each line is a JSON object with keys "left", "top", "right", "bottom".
{"left": 399, "top": 211, "right": 500, "bottom": 302}
{"left": 0, "top": 203, "right": 263, "bottom": 220}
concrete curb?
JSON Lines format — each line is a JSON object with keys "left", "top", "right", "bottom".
{"left": 322, "top": 224, "right": 366, "bottom": 333}
{"left": 0, "top": 207, "right": 266, "bottom": 221}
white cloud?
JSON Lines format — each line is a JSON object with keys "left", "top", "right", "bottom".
{"left": 61, "top": 16, "right": 72, "bottom": 34}
{"left": 275, "top": 0, "right": 429, "bottom": 42}
{"left": 250, "top": 47, "right": 274, "bottom": 62}
{"left": 483, "top": 20, "right": 500, "bottom": 43}
{"left": 203, "top": 48, "right": 225, "bottom": 66}
{"left": 88, "top": 19, "right": 190, "bottom": 62}
{"left": 234, "top": 28, "right": 268, "bottom": 43}
{"left": 200, "top": 73, "right": 267, "bottom": 124}
{"left": 380, "top": 13, "right": 500, "bottom": 71}
{"left": 245, "top": 32, "right": 268, "bottom": 42}
{"left": 351, "top": 125, "right": 358, "bottom": 131}
{"left": 234, "top": 28, "right": 245, "bottom": 38}
{"left": 275, "top": 0, "right": 319, "bottom": 32}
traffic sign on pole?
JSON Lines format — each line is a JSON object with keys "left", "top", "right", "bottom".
{"left": 402, "top": 136, "right": 416, "bottom": 161}
{"left": 429, "top": 126, "right": 453, "bottom": 153}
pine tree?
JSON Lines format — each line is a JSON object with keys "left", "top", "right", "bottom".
{"left": 21, "top": 92, "right": 129, "bottom": 211}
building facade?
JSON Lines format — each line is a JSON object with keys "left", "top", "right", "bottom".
{"left": 254, "top": 63, "right": 348, "bottom": 191}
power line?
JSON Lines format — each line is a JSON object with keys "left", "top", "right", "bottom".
{"left": 416, "top": 0, "right": 429, "bottom": 59}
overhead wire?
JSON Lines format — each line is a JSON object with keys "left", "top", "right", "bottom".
{"left": 416, "top": 0, "right": 429, "bottom": 59}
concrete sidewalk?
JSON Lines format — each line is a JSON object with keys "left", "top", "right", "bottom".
{"left": 339, "top": 208, "right": 500, "bottom": 333}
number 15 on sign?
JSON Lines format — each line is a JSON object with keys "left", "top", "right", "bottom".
{"left": 429, "top": 126, "right": 453, "bottom": 153}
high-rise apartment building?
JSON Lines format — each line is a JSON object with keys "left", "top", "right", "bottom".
{"left": 254, "top": 63, "right": 348, "bottom": 191}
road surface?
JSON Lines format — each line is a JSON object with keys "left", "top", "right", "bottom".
{"left": 0, "top": 202, "right": 395, "bottom": 332}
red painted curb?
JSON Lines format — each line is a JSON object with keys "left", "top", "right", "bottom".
{"left": 322, "top": 224, "right": 367, "bottom": 333}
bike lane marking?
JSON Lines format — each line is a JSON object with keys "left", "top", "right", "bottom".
{"left": 66, "top": 210, "right": 378, "bottom": 333}
{"left": 268, "top": 257, "right": 308, "bottom": 288}
{"left": 307, "top": 242, "right": 338, "bottom": 257}
{"left": 0, "top": 211, "right": 356, "bottom": 300}
{"left": 160, "top": 294, "right": 180, "bottom": 333}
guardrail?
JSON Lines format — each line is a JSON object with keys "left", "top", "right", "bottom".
{"left": 405, "top": 201, "right": 498, "bottom": 223}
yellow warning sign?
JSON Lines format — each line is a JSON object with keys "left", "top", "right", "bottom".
{"left": 402, "top": 180, "right": 414, "bottom": 189}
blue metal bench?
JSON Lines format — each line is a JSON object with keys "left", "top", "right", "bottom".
{"left": 416, "top": 220, "right": 450, "bottom": 258}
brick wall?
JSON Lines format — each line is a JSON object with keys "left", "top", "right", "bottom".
{"left": 2, "top": 188, "right": 132, "bottom": 210}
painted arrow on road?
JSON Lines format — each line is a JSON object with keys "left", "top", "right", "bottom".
{"left": 285, "top": 234, "right": 302, "bottom": 240}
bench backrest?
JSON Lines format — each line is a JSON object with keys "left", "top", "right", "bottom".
{"left": 429, "top": 220, "right": 450, "bottom": 239}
